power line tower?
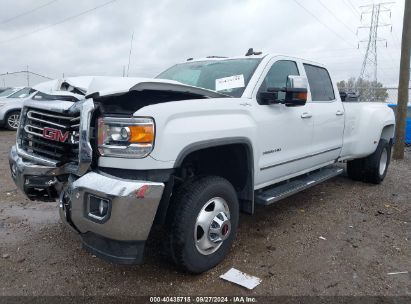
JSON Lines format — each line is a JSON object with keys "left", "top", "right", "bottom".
{"left": 357, "top": 2, "right": 393, "bottom": 87}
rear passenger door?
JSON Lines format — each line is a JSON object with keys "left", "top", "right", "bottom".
{"left": 303, "top": 64, "right": 344, "bottom": 166}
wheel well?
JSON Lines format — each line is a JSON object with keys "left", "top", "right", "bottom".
{"left": 154, "top": 141, "right": 255, "bottom": 226}
{"left": 381, "top": 124, "right": 394, "bottom": 142}
{"left": 2, "top": 109, "right": 21, "bottom": 127}
{"left": 4, "top": 109, "right": 21, "bottom": 119}
{"left": 176, "top": 143, "right": 254, "bottom": 214}
{"left": 5, "top": 109, "right": 21, "bottom": 114}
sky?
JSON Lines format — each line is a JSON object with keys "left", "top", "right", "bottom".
{"left": 0, "top": 0, "right": 405, "bottom": 88}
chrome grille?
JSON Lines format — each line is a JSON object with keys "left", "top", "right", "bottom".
{"left": 19, "top": 108, "right": 80, "bottom": 165}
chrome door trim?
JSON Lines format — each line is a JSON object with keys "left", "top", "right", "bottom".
{"left": 260, "top": 146, "right": 342, "bottom": 171}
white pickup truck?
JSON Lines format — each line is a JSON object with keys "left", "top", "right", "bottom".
{"left": 9, "top": 51, "right": 395, "bottom": 273}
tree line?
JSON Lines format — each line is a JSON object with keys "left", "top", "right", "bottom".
{"left": 337, "top": 77, "right": 389, "bottom": 102}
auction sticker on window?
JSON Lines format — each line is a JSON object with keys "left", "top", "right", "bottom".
{"left": 215, "top": 74, "right": 245, "bottom": 91}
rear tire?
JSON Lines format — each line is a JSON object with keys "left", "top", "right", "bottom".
{"left": 5, "top": 111, "right": 20, "bottom": 130}
{"left": 363, "top": 139, "right": 391, "bottom": 184}
{"left": 166, "top": 176, "right": 239, "bottom": 274}
{"left": 347, "top": 139, "right": 391, "bottom": 184}
{"left": 346, "top": 158, "right": 364, "bottom": 181}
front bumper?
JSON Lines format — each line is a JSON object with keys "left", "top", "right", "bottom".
{"left": 9, "top": 146, "right": 165, "bottom": 264}
{"left": 9, "top": 146, "right": 64, "bottom": 201}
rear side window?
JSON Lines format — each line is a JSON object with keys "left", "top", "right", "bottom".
{"left": 303, "top": 64, "right": 335, "bottom": 101}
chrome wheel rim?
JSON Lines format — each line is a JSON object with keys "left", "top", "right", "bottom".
{"left": 7, "top": 114, "right": 20, "bottom": 129}
{"left": 379, "top": 148, "right": 388, "bottom": 176}
{"left": 194, "top": 197, "right": 231, "bottom": 255}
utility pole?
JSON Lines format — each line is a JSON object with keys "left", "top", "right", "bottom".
{"left": 393, "top": 0, "right": 411, "bottom": 160}
{"left": 127, "top": 31, "right": 134, "bottom": 77}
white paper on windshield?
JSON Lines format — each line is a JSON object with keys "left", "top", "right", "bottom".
{"left": 215, "top": 75, "right": 245, "bottom": 91}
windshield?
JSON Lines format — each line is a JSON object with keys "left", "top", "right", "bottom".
{"left": 0, "top": 88, "right": 20, "bottom": 97}
{"left": 156, "top": 58, "right": 262, "bottom": 97}
{"left": 7, "top": 87, "right": 34, "bottom": 98}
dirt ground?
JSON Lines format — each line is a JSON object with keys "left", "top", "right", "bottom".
{"left": 0, "top": 130, "right": 410, "bottom": 297}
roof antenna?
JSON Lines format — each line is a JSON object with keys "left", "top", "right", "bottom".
{"left": 245, "top": 48, "right": 262, "bottom": 56}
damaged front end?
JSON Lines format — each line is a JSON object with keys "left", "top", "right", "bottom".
{"left": 9, "top": 76, "right": 226, "bottom": 264}
{"left": 8, "top": 96, "right": 165, "bottom": 264}
{"left": 10, "top": 98, "right": 94, "bottom": 201}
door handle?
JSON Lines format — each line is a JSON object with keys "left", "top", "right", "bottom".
{"left": 336, "top": 110, "right": 344, "bottom": 116}
{"left": 301, "top": 112, "right": 312, "bottom": 119}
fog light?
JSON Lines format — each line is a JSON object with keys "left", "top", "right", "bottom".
{"left": 87, "top": 195, "right": 111, "bottom": 223}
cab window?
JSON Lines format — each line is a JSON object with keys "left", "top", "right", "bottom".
{"left": 303, "top": 64, "right": 335, "bottom": 102}
{"left": 259, "top": 60, "right": 299, "bottom": 91}
{"left": 258, "top": 60, "right": 299, "bottom": 104}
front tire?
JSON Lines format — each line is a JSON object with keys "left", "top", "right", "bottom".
{"left": 5, "top": 111, "right": 21, "bottom": 130}
{"left": 347, "top": 139, "right": 391, "bottom": 184}
{"left": 166, "top": 176, "right": 239, "bottom": 274}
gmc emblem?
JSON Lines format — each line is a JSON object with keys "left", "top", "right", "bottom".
{"left": 43, "top": 127, "right": 69, "bottom": 143}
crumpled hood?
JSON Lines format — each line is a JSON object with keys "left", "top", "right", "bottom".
{"left": 33, "top": 76, "right": 229, "bottom": 100}
{"left": 33, "top": 76, "right": 94, "bottom": 97}
{"left": 85, "top": 76, "right": 229, "bottom": 99}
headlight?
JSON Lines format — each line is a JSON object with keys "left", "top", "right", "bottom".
{"left": 97, "top": 117, "right": 155, "bottom": 158}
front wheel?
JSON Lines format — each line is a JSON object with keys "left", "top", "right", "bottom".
{"left": 166, "top": 176, "right": 239, "bottom": 274}
{"left": 5, "top": 111, "right": 21, "bottom": 130}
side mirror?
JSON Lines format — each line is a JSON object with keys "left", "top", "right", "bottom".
{"left": 283, "top": 76, "right": 308, "bottom": 107}
{"left": 258, "top": 75, "right": 308, "bottom": 107}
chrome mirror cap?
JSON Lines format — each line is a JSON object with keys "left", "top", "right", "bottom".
{"left": 287, "top": 75, "right": 308, "bottom": 91}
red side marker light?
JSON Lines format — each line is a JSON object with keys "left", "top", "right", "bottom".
{"left": 136, "top": 185, "right": 149, "bottom": 199}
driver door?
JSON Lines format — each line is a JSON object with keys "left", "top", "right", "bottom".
{"left": 254, "top": 59, "right": 314, "bottom": 188}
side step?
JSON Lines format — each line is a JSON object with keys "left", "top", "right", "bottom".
{"left": 255, "top": 165, "right": 343, "bottom": 205}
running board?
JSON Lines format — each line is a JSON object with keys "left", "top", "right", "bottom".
{"left": 255, "top": 165, "right": 344, "bottom": 205}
